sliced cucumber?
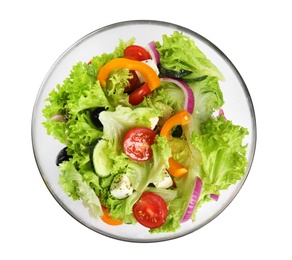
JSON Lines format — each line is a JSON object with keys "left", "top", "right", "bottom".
{"left": 182, "top": 74, "right": 208, "bottom": 83}
{"left": 158, "top": 64, "right": 192, "bottom": 78}
{"left": 90, "top": 138, "right": 113, "bottom": 177}
{"left": 158, "top": 64, "right": 208, "bottom": 83}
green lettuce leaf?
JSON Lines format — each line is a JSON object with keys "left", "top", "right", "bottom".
{"left": 156, "top": 31, "right": 224, "bottom": 80}
{"left": 156, "top": 81, "right": 185, "bottom": 113}
{"left": 190, "top": 76, "right": 224, "bottom": 123}
{"left": 191, "top": 116, "right": 249, "bottom": 207}
{"left": 59, "top": 161, "right": 102, "bottom": 218}
{"left": 104, "top": 68, "right": 133, "bottom": 108}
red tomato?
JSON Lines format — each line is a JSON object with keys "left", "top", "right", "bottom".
{"left": 124, "top": 45, "right": 151, "bottom": 61}
{"left": 133, "top": 192, "right": 168, "bottom": 229}
{"left": 124, "top": 70, "right": 140, "bottom": 93}
{"left": 123, "top": 127, "right": 156, "bottom": 162}
{"left": 129, "top": 83, "right": 152, "bottom": 105}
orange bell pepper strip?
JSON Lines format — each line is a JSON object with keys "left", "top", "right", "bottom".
{"left": 168, "top": 157, "right": 188, "bottom": 177}
{"left": 97, "top": 58, "right": 160, "bottom": 91}
{"left": 160, "top": 110, "right": 191, "bottom": 177}
{"left": 160, "top": 110, "right": 191, "bottom": 138}
{"left": 101, "top": 205, "right": 123, "bottom": 226}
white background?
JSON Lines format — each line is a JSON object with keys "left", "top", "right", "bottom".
{"left": 1, "top": 0, "right": 291, "bottom": 259}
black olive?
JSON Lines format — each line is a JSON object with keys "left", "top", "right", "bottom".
{"left": 56, "top": 147, "right": 72, "bottom": 166}
{"left": 91, "top": 107, "right": 106, "bottom": 128}
{"left": 171, "top": 125, "right": 183, "bottom": 138}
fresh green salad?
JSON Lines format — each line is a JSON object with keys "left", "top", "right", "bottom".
{"left": 42, "top": 31, "right": 248, "bottom": 233}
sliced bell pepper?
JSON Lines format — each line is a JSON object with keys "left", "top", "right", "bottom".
{"left": 160, "top": 110, "right": 191, "bottom": 139}
{"left": 97, "top": 58, "right": 160, "bottom": 91}
{"left": 160, "top": 110, "right": 191, "bottom": 177}
{"left": 168, "top": 157, "right": 188, "bottom": 177}
{"left": 101, "top": 205, "right": 123, "bottom": 226}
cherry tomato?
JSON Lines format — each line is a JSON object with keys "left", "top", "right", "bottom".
{"left": 124, "top": 45, "right": 151, "bottom": 61}
{"left": 124, "top": 70, "right": 140, "bottom": 93}
{"left": 133, "top": 192, "right": 168, "bottom": 229}
{"left": 123, "top": 127, "right": 156, "bottom": 162}
{"left": 129, "top": 83, "right": 152, "bottom": 105}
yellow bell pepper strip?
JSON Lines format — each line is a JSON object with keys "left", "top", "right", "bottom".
{"left": 160, "top": 110, "right": 191, "bottom": 177}
{"left": 97, "top": 58, "right": 160, "bottom": 91}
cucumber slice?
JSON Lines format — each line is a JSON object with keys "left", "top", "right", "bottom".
{"left": 158, "top": 64, "right": 192, "bottom": 78}
{"left": 182, "top": 74, "right": 208, "bottom": 83}
{"left": 90, "top": 138, "right": 113, "bottom": 177}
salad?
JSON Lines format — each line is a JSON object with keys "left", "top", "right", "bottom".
{"left": 42, "top": 31, "right": 249, "bottom": 233}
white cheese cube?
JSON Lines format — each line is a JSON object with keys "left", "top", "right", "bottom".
{"left": 150, "top": 117, "right": 159, "bottom": 130}
{"left": 153, "top": 170, "right": 173, "bottom": 189}
{"left": 110, "top": 174, "right": 133, "bottom": 199}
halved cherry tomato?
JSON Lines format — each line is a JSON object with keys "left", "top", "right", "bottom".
{"left": 124, "top": 70, "right": 140, "bottom": 93}
{"left": 124, "top": 45, "right": 151, "bottom": 61}
{"left": 133, "top": 192, "right": 168, "bottom": 229}
{"left": 123, "top": 127, "right": 156, "bottom": 162}
{"left": 101, "top": 205, "right": 123, "bottom": 226}
{"left": 129, "top": 83, "right": 152, "bottom": 105}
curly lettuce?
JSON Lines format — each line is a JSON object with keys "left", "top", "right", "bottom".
{"left": 156, "top": 31, "right": 224, "bottom": 80}
{"left": 191, "top": 116, "right": 248, "bottom": 213}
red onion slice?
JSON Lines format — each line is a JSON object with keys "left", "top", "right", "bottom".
{"left": 218, "top": 108, "right": 226, "bottom": 120}
{"left": 147, "top": 41, "right": 160, "bottom": 65}
{"left": 180, "top": 177, "right": 202, "bottom": 223}
{"left": 160, "top": 77, "right": 195, "bottom": 114}
{"left": 209, "top": 193, "right": 219, "bottom": 201}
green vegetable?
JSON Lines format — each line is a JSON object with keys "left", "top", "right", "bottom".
{"left": 59, "top": 161, "right": 103, "bottom": 218}
{"left": 191, "top": 76, "right": 224, "bottom": 123}
{"left": 156, "top": 31, "right": 224, "bottom": 81}
{"left": 191, "top": 116, "right": 248, "bottom": 198}
{"left": 182, "top": 74, "right": 208, "bottom": 83}
{"left": 90, "top": 138, "right": 113, "bottom": 177}
{"left": 158, "top": 63, "right": 192, "bottom": 78}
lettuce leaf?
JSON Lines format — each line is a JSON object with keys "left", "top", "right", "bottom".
{"left": 156, "top": 81, "right": 185, "bottom": 113}
{"left": 156, "top": 31, "right": 224, "bottom": 80}
{"left": 190, "top": 76, "right": 224, "bottom": 123}
{"left": 59, "top": 161, "right": 102, "bottom": 218}
{"left": 191, "top": 116, "right": 249, "bottom": 211}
